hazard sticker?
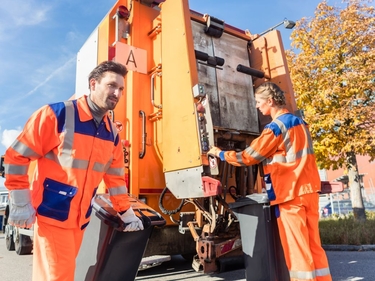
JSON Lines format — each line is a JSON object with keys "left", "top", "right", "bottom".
{"left": 114, "top": 121, "right": 123, "bottom": 132}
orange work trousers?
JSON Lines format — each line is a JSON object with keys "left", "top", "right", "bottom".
{"left": 32, "top": 220, "right": 85, "bottom": 281}
{"left": 277, "top": 193, "right": 332, "bottom": 281}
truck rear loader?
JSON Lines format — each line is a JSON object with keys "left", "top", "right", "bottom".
{"left": 74, "top": 0, "right": 297, "bottom": 273}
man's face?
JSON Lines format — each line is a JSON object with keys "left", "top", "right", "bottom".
{"left": 255, "top": 94, "right": 272, "bottom": 116}
{"left": 90, "top": 71, "right": 124, "bottom": 111}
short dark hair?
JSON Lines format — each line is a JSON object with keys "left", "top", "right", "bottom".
{"left": 88, "top": 60, "right": 128, "bottom": 86}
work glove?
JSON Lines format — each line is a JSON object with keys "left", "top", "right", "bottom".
{"left": 207, "top": 146, "right": 222, "bottom": 158}
{"left": 8, "top": 189, "right": 36, "bottom": 228}
{"left": 118, "top": 207, "right": 144, "bottom": 232}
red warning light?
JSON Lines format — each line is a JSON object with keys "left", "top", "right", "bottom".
{"left": 117, "top": 5, "right": 130, "bottom": 20}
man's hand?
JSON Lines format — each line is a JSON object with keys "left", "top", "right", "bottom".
{"left": 118, "top": 207, "right": 144, "bottom": 232}
{"left": 207, "top": 146, "right": 222, "bottom": 158}
{"left": 9, "top": 189, "right": 36, "bottom": 228}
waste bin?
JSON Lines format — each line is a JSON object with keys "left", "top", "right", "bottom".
{"left": 75, "top": 193, "right": 166, "bottom": 281}
{"left": 228, "top": 193, "right": 289, "bottom": 281}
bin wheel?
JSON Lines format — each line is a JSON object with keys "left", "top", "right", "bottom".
{"left": 5, "top": 224, "right": 15, "bottom": 251}
{"left": 2, "top": 215, "right": 7, "bottom": 233}
{"left": 15, "top": 230, "right": 33, "bottom": 255}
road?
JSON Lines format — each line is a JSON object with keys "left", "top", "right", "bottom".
{"left": 1, "top": 233, "right": 375, "bottom": 280}
{"left": 135, "top": 251, "right": 375, "bottom": 281}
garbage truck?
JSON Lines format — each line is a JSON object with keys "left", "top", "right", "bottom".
{"left": 72, "top": 0, "right": 299, "bottom": 273}
{"left": 1, "top": 0, "right": 344, "bottom": 275}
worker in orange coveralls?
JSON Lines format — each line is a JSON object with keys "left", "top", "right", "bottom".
{"left": 208, "top": 82, "right": 332, "bottom": 281}
{"left": 4, "top": 61, "right": 143, "bottom": 281}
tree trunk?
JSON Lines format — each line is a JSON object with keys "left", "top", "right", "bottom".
{"left": 347, "top": 151, "right": 366, "bottom": 221}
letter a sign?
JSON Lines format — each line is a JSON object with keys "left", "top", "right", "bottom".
{"left": 114, "top": 42, "right": 147, "bottom": 74}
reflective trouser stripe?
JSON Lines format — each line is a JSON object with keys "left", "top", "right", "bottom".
{"left": 289, "top": 267, "right": 331, "bottom": 279}
{"left": 32, "top": 220, "right": 85, "bottom": 281}
{"left": 316, "top": 267, "right": 331, "bottom": 277}
{"left": 290, "top": 270, "right": 315, "bottom": 280}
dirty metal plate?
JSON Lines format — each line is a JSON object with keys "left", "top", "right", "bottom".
{"left": 191, "top": 20, "right": 259, "bottom": 134}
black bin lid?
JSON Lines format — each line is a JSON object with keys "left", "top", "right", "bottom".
{"left": 228, "top": 193, "right": 269, "bottom": 209}
{"left": 92, "top": 193, "right": 166, "bottom": 230}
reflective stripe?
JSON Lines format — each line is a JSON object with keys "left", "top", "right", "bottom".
{"left": 44, "top": 102, "right": 117, "bottom": 173}
{"left": 242, "top": 146, "right": 264, "bottom": 162}
{"left": 104, "top": 157, "right": 114, "bottom": 173}
{"left": 103, "top": 159, "right": 112, "bottom": 173}
{"left": 234, "top": 153, "right": 248, "bottom": 166}
{"left": 273, "top": 118, "right": 292, "bottom": 155}
{"left": 4, "top": 163, "right": 28, "bottom": 175}
{"left": 316, "top": 267, "right": 330, "bottom": 277}
{"left": 294, "top": 147, "right": 315, "bottom": 161}
{"left": 11, "top": 141, "right": 41, "bottom": 159}
{"left": 45, "top": 151, "right": 89, "bottom": 170}
{"left": 264, "top": 118, "right": 315, "bottom": 166}
{"left": 61, "top": 101, "right": 75, "bottom": 155}
{"left": 265, "top": 147, "right": 315, "bottom": 166}
{"left": 264, "top": 155, "right": 286, "bottom": 165}
{"left": 108, "top": 185, "right": 127, "bottom": 196}
{"left": 289, "top": 270, "right": 315, "bottom": 280}
{"left": 45, "top": 101, "right": 76, "bottom": 168}
{"left": 44, "top": 102, "right": 91, "bottom": 170}
{"left": 93, "top": 157, "right": 115, "bottom": 173}
{"left": 106, "top": 166, "right": 125, "bottom": 176}
{"left": 93, "top": 162, "right": 107, "bottom": 173}
{"left": 289, "top": 268, "right": 330, "bottom": 279}
{"left": 236, "top": 153, "right": 244, "bottom": 164}
{"left": 71, "top": 159, "right": 90, "bottom": 169}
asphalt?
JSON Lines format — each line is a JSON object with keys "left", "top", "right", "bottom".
{"left": 323, "top": 244, "right": 375, "bottom": 251}
{"left": 1, "top": 231, "right": 375, "bottom": 281}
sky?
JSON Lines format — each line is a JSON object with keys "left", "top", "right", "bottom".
{"left": 0, "top": 0, "right": 343, "bottom": 189}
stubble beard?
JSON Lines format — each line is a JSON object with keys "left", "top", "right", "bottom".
{"left": 106, "top": 99, "right": 118, "bottom": 111}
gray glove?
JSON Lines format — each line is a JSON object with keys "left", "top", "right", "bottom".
{"left": 118, "top": 207, "right": 144, "bottom": 232}
{"left": 9, "top": 189, "right": 36, "bottom": 228}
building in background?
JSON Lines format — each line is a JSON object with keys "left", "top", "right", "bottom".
{"left": 320, "top": 155, "right": 375, "bottom": 203}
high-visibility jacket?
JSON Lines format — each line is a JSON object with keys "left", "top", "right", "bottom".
{"left": 219, "top": 108, "right": 321, "bottom": 205}
{"left": 4, "top": 95, "right": 130, "bottom": 229}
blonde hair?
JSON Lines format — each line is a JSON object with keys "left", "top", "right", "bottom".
{"left": 255, "top": 82, "right": 286, "bottom": 106}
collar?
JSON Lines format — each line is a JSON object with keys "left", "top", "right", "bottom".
{"left": 273, "top": 108, "right": 290, "bottom": 120}
{"left": 76, "top": 95, "right": 112, "bottom": 132}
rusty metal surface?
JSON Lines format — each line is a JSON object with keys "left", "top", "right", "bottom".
{"left": 194, "top": 235, "right": 243, "bottom": 273}
{"left": 191, "top": 20, "right": 259, "bottom": 135}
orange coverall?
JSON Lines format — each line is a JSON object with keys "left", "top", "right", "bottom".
{"left": 219, "top": 109, "right": 331, "bottom": 281}
{"left": 5, "top": 95, "right": 130, "bottom": 280}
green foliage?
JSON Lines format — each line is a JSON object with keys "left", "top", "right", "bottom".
{"left": 319, "top": 211, "right": 375, "bottom": 244}
{"left": 286, "top": 0, "right": 375, "bottom": 170}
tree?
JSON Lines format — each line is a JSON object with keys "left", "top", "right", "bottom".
{"left": 286, "top": 0, "right": 375, "bottom": 220}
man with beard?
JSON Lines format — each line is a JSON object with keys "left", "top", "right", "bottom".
{"left": 4, "top": 61, "right": 143, "bottom": 281}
